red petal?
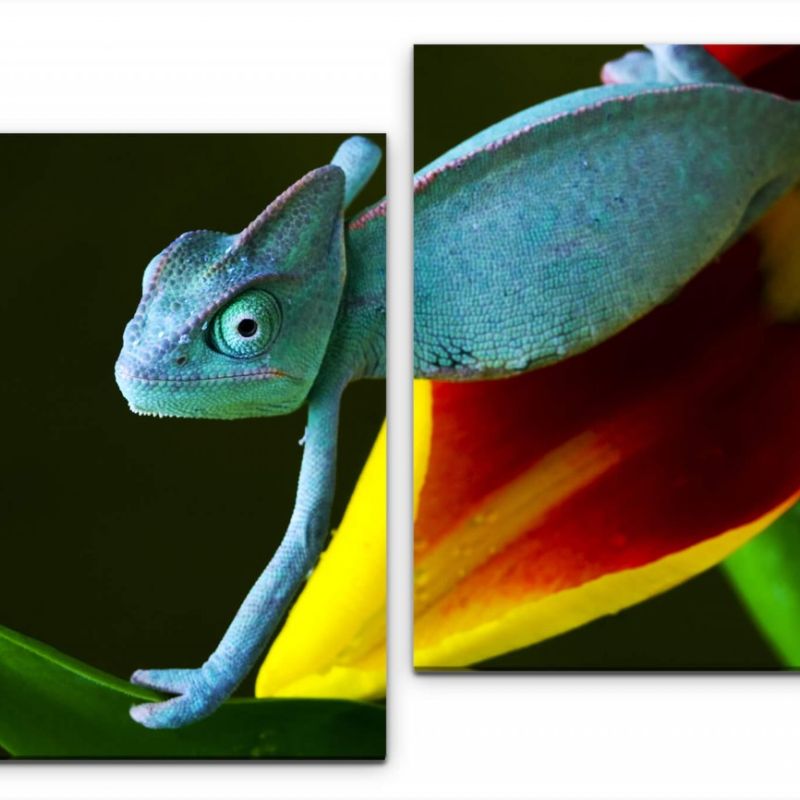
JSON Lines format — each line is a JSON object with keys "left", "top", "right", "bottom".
{"left": 416, "top": 227, "right": 800, "bottom": 640}
{"left": 705, "top": 45, "right": 795, "bottom": 80}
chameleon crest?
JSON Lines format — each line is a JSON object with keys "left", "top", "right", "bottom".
{"left": 116, "top": 165, "right": 346, "bottom": 419}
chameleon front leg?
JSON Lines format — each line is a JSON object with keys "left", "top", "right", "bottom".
{"left": 129, "top": 381, "right": 344, "bottom": 729}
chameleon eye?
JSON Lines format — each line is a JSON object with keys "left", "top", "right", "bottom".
{"left": 210, "top": 289, "right": 281, "bottom": 358}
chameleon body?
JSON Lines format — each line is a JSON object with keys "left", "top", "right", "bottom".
{"left": 116, "top": 46, "right": 800, "bottom": 729}
{"left": 414, "top": 45, "right": 800, "bottom": 378}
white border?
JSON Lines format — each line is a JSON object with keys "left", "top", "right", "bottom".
{"left": 2, "top": 2, "right": 800, "bottom": 798}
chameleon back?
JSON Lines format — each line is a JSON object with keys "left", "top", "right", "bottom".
{"left": 413, "top": 82, "right": 800, "bottom": 379}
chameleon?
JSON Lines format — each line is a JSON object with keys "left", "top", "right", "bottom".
{"left": 115, "top": 135, "right": 386, "bottom": 728}
{"left": 116, "top": 45, "right": 800, "bottom": 729}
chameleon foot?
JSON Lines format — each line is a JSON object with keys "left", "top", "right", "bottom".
{"left": 601, "top": 50, "right": 657, "bottom": 85}
{"left": 603, "top": 45, "right": 738, "bottom": 88}
{"left": 129, "top": 666, "right": 230, "bottom": 729}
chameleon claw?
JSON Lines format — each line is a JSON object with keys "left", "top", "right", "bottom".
{"left": 130, "top": 693, "right": 212, "bottom": 730}
{"left": 130, "top": 667, "right": 196, "bottom": 694}
{"left": 129, "top": 666, "right": 227, "bottom": 728}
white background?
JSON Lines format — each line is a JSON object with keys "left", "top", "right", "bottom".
{"left": 2, "top": 1, "right": 800, "bottom": 798}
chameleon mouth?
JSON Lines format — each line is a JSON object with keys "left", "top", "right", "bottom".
{"left": 114, "top": 363, "right": 297, "bottom": 385}
{"left": 127, "top": 405, "right": 184, "bottom": 419}
{"left": 114, "top": 362, "right": 302, "bottom": 419}
{"left": 125, "top": 400, "right": 297, "bottom": 419}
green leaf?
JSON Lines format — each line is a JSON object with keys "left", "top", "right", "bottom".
{"left": 0, "top": 625, "right": 384, "bottom": 759}
{"left": 723, "top": 501, "right": 800, "bottom": 667}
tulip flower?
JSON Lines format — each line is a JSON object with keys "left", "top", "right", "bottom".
{"left": 255, "top": 45, "right": 800, "bottom": 699}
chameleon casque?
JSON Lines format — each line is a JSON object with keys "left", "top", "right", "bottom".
{"left": 116, "top": 45, "right": 800, "bottom": 728}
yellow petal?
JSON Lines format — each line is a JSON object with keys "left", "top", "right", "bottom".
{"left": 415, "top": 497, "right": 797, "bottom": 667}
{"left": 413, "top": 380, "right": 434, "bottom": 519}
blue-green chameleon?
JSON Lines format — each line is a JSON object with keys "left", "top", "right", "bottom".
{"left": 115, "top": 45, "right": 800, "bottom": 728}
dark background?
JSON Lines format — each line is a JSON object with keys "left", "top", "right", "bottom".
{"left": 414, "top": 45, "right": 780, "bottom": 671}
{"left": 0, "top": 132, "right": 387, "bottom": 741}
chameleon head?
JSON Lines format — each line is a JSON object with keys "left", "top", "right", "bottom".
{"left": 115, "top": 165, "right": 346, "bottom": 419}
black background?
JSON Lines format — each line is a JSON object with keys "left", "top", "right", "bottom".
{"left": 414, "top": 45, "right": 779, "bottom": 671}
{"left": 0, "top": 133, "right": 386, "bottom": 728}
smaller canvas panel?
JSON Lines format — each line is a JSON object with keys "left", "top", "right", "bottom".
{"left": 0, "top": 133, "right": 386, "bottom": 759}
